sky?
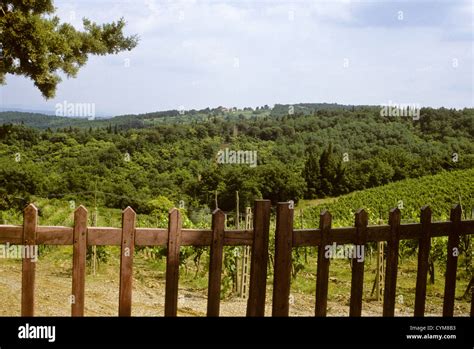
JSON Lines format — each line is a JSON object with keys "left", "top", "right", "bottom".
{"left": 1, "top": 0, "right": 472, "bottom": 116}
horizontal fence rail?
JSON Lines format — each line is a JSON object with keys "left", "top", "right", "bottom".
{"left": 0, "top": 201, "right": 473, "bottom": 317}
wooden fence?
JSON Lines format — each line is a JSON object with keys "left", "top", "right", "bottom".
{"left": 0, "top": 200, "right": 473, "bottom": 317}
{"left": 0, "top": 200, "right": 271, "bottom": 317}
{"left": 273, "top": 203, "right": 474, "bottom": 317}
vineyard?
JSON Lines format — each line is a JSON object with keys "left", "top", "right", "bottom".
{"left": 303, "top": 168, "right": 474, "bottom": 227}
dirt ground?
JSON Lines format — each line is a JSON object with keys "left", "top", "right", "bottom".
{"left": 3, "top": 257, "right": 466, "bottom": 317}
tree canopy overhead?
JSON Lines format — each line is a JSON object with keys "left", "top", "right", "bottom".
{"left": 0, "top": 0, "right": 138, "bottom": 98}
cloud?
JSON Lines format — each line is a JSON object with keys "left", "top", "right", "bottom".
{"left": 1, "top": 0, "right": 472, "bottom": 114}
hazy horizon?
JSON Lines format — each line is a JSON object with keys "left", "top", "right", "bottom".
{"left": 0, "top": 100, "right": 472, "bottom": 120}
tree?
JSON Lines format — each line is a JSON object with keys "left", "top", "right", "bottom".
{"left": 257, "top": 161, "right": 305, "bottom": 204}
{"left": 319, "top": 144, "right": 345, "bottom": 197}
{"left": 302, "top": 146, "right": 320, "bottom": 199}
{"left": 0, "top": 1, "right": 138, "bottom": 98}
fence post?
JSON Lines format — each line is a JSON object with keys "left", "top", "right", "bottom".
{"left": 71, "top": 205, "right": 88, "bottom": 316}
{"left": 349, "top": 209, "right": 368, "bottom": 317}
{"left": 118, "top": 207, "right": 136, "bottom": 316}
{"left": 165, "top": 208, "right": 182, "bottom": 317}
{"left": 246, "top": 199, "right": 271, "bottom": 316}
{"left": 272, "top": 202, "right": 293, "bottom": 316}
{"left": 315, "top": 210, "right": 331, "bottom": 316}
{"left": 383, "top": 207, "right": 401, "bottom": 316}
{"left": 207, "top": 209, "right": 225, "bottom": 316}
{"left": 414, "top": 206, "right": 431, "bottom": 316}
{"left": 443, "top": 204, "right": 461, "bottom": 316}
{"left": 21, "top": 204, "right": 38, "bottom": 317}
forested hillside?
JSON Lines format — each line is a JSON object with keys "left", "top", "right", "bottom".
{"left": 0, "top": 105, "right": 472, "bottom": 216}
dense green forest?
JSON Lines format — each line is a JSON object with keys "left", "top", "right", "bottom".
{"left": 0, "top": 105, "right": 472, "bottom": 217}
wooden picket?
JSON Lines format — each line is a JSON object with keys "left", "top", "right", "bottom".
{"left": 349, "top": 209, "right": 368, "bottom": 317}
{"left": 272, "top": 202, "right": 293, "bottom": 316}
{"left": 21, "top": 204, "right": 37, "bottom": 317}
{"left": 118, "top": 207, "right": 136, "bottom": 316}
{"left": 315, "top": 210, "right": 331, "bottom": 316}
{"left": 71, "top": 206, "right": 88, "bottom": 316}
{"left": 164, "top": 209, "right": 182, "bottom": 317}
{"left": 207, "top": 209, "right": 225, "bottom": 316}
{"left": 383, "top": 207, "right": 401, "bottom": 317}
{"left": 246, "top": 200, "right": 271, "bottom": 316}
